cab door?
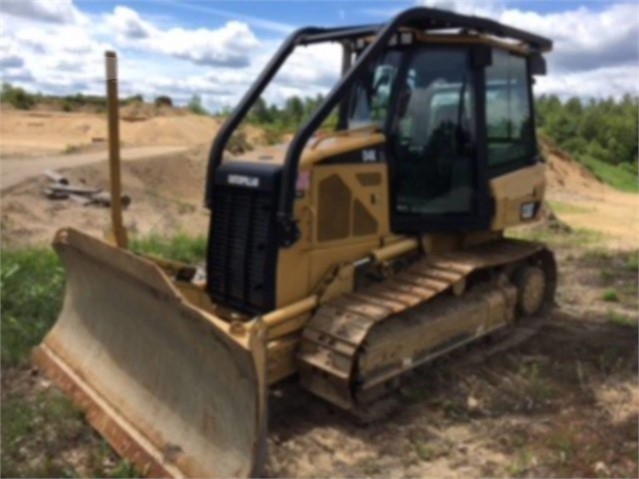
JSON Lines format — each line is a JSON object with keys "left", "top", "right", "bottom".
{"left": 388, "top": 46, "right": 493, "bottom": 233}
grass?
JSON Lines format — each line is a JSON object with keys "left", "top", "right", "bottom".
{"left": 1, "top": 390, "right": 136, "bottom": 478}
{"left": 1, "top": 248, "right": 65, "bottom": 368}
{"left": 508, "top": 226, "right": 604, "bottom": 248}
{"left": 130, "top": 232, "right": 207, "bottom": 265}
{"left": 581, "top": 155, "right": 639, "bottom": 193}
{"left": 601, "top": 289, "right": 619, "bottom": 302}
{"left": 607, "top": 311, "right": 635, "bottom": 327}
{"left": 506, "top": 448, "right": 534, "bottom": 477}
{"left": 547, "top": 200, "right": 594, "bottom": 215}
{"left": 63, "top": 144, "right": 82, "bottom": 154}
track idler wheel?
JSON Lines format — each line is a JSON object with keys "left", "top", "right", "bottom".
{"left": 513, "top": 265, "right": 546, "bottom": 316}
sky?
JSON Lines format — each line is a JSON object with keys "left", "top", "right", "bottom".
{"left": 1, "top": 0, "right": 638, "bottom": 112}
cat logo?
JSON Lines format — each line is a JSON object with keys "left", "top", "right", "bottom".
{"left": 228, "top": 174, "right": 260, "bottom": 188}
{"left": 362, "top": 149, "right": 377, "bottom": 162}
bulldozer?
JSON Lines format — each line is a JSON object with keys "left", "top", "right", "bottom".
{"left": 33, "top": 7, "right": 556, "bottom": 478}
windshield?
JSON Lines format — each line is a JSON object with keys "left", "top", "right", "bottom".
{"left": 347, "top": 51, "right": 403, "bottom": 129}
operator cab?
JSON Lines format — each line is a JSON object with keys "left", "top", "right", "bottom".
{"left": 343, "top": 35, "right": 541, "bottom": 232}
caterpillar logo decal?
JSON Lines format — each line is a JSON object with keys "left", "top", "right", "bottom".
{"left": 228, "top": 174, "right": 260, "bottom": 188}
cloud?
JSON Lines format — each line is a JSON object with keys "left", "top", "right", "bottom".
{"left": 106, "top": 5, "right": 153, "bottom": 39}
{"left": 0, "top": 54, "right": 24, "bottom": 69}
{"left": 417, "top": 0, "right": 504, "bottom": 18}
{"left": 1, "top": 0, "right": 84, "bottom": 24}
{"left": 106, "top": 6, "right": 260, "bottom": 67}
{"left": 501, "top": 4, "right": 639, "bottom": 73}
{"left": 166, "top": 1, "right": 296, "bottom": 35}
{"left": 2, "top": 67, "right": 34, "bottom": 83}
{"left": 0, "top": 0, "right": 636, "bottom": 110}
{"left": 536, "top": 64, "right": 639, "bottom": 100}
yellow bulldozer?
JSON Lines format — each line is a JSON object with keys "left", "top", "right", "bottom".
{"left": 34, "top": 7, "right": 556, "bottom": 478}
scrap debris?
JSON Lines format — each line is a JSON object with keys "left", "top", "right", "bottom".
{"left": 42, "top": 170, "right": 131, "bottom": 208}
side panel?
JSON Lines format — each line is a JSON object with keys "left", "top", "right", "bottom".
{"left": 490, "top": 162, "right": 546, "bottom": 230}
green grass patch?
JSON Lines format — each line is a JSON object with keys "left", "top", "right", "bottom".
{"left": 602, "top": 289, "right": 619, "bottom": 302}
{"left": 508, "top": 226, "right": 605, "bottom": 248}
{"left": 1, "top": 248, "right": 65, "bottom": 368}
{"left": 547, "top": 200, "right": 594, "bottom": 215}
{"left": 130, "top": 233, "right": 207, "bottom": 264}
{"left": 625, "top": 251, "right": 639, "bottom": 272}
{"left": 607, "top": 311, "right": 636, "bottom": 327}
{"left": 580, "top": 156, "right": 638, "bottom": 193}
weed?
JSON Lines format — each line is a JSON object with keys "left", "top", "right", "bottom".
{"left": 552, "top": 435, "right": 576, "bottom": 463}
{"left": 601, "top": 289, "right": 619, "bottom": 302}
{"left": 625, "top": 252, "right": 638, "bottom": 272}
{"left": 506, "top": 448, "right": 534, "bottom": 477}
{"left": 63, "top": 144, "right": 81, "bottom": 154}
{"left": 518, "top": 362, "right": 554, "bottom": 404}
{"left": 109, "top": 460, "right": 138, "bottom": 478}
{"left": 360, "top": 460, "right": 382, "bottom": 476}
{"left": 600, "top": 270, "right": 614, "bottom": 283}
{"left": 442, "top": 399, "right": 468, "bottom": 421}
{"left": 582, "top": 249, "right": 613, "bottom": 262}
{"left": 607, "top": 311, "right": 635, "bottom": 327}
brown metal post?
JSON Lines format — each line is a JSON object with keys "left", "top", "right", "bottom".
{"left": 105, "top": 51, "right": 128, "bottom": 248}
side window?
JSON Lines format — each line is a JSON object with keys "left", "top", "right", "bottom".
{"left": 485, "top": 50, "right": 536, "bottom": 171}
{"left": 348, "top": 51, "right": 402, "bottom": 129}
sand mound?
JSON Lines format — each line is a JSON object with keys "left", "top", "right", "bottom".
{"left": 0, "top": 147, "right": 210, "bottom": 247}
{"left": 0, "top": 109, "right": 224, "bottom": 157}
{"left": 540, "top": 137, "right": 608, "bottom": 197}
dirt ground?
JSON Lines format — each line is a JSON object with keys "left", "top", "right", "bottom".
{"left": 265, "top": 244, "right": 638, "bottom": 478}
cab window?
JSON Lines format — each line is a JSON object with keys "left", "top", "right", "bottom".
{"left": 485, "top": 50, "right": 536, "bottom": 172}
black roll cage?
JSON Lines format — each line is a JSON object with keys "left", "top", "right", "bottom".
{"left": 205, "top": 6, "right": 552, "bottom": 247}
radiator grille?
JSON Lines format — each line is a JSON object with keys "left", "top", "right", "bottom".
{"left": 207, "top": 186, "right": 278, "bottom": 315}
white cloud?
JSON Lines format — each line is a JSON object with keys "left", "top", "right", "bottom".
{"left": 536, "top": 64, "right": 639, "bottom": 100}
{"left": 0, "top": 0, "right": 636, "bottom": 112}
{"left": 501, "top": 4, "right": 639, "bottom": 73}
{"left": 1, "top": 0, "right": 85, "bottom": 24}
{"left": 414, "top": 1, "right": 638, "bottom": 97}
{"left": 165, "top": 1, "right": 296, "bottom": 35}
{"left": 417, "top": 0, "right": 504, "bottom": 18}
{"left": 105, "top": 6, "right": 260, "bottom": 67}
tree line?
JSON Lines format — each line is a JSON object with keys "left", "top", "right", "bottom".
{"left": 536, "top": 94, "right": 638, "bottom": 172}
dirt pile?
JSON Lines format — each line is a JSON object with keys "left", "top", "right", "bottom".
{"left": 536, "top": 138, "right": 638, "bottom": 248}
{"left": 0, "top": 147, "right": 210, "bottom": 247}
{"left": 540, "top": 137, "right": 608, "bottom": 197}
{"left": 0, "top": 109, "right": 225, "bottom": 157}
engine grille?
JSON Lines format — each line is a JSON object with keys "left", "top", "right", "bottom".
{"left": 206, "top": 169, "right": 279, "bottom": 316}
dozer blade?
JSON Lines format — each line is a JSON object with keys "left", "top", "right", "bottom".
{"left": 32, "top": 228, "right": 267, "bottom": 478}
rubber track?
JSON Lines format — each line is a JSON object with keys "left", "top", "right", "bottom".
{"left": 297, "top": 238, "right": 547, "bottom": 410}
